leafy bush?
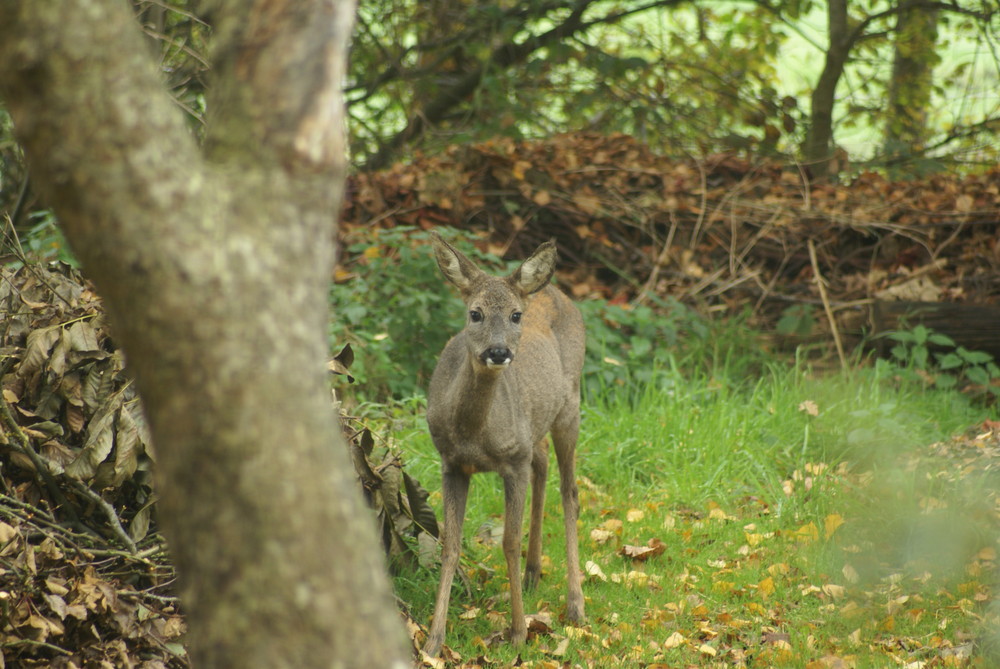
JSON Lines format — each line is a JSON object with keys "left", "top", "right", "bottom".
{"left": 885, "top": 324, "right": 1000, "bottom": 396}
{"left": 580, "top": 297, "right": 710, "bottom": 399}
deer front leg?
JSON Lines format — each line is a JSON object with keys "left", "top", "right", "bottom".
{"left": 524, "top": 440, "right": 548, "bottom": 592}
{"left": 424, "top": 469, "right": 470, "bottom": 657}
{"left": 502, "top": 466, "right": 530, "bottom": 646}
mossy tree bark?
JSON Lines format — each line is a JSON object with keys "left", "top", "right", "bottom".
{"left": 883, "top": 5, "right": 940, "bottom": 164}
{"left": 0, "top": 1, "right": 410, "bottom": 667}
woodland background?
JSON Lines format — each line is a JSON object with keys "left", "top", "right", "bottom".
{"left": 0, "top": 0, "right": 999, "bottom": 666}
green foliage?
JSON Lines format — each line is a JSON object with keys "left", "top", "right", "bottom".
{"left": 885, "top": 324, "right": 1000, "bottom": 396}
{"left": 347, "top": 0, "right": 999, "bottom": 171}
{"left": 5, "top": 210, "right": 79, "bottom": 268}
{"left": 776, "top": 303, "right": 817, "bottom": 336}
{"left": 579, "top": 297, "right": 708, "bottom": 399}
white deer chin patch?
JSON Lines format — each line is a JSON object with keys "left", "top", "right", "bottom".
{"left": 486, "top": 357, "right": 512, "bottom": 368}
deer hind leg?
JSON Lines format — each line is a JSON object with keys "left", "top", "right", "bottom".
{"left": 502, "top": 464, "right": 530, "bottom": 645}
{"left": 523, "top": 439, "right": 549, "bottom": 592}
{"left": 552, "top": 408, "right": 585, "bottom": 623}
{"left": 424, "top": 469, "right": 470, "bottom": 657}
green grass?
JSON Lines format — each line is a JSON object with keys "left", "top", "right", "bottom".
{"left": 386, "top": 345, "right": 998, "bottom": 667}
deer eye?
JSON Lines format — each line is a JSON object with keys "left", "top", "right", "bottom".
{"left": 469, "top": 309, "right": 483, "bottom": 323}
{"left": 511, "top": 311, "right": 522, "bottom": 324}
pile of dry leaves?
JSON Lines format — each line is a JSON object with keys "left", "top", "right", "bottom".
{"left": 343, "top": 132, "right": 1000, "bottom": 349}
{"left": 0, "top": 262, "right": 436, "bottom": 666}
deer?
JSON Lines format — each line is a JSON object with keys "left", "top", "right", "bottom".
{"left": 422, "top": 232, "right": 586, "bottom": 657}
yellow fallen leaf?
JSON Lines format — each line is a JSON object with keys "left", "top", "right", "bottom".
{"left": 798, "top": 400, "right": 820, "bottom": 416}
{"left": 758, "top": 576, "right": 776, "bottom": 599}
{"left": 824, "top": 513, "right": 845, "bottom": 539}
{"left": 533, "top": 190, "right": 552, "bottom": 206}
{"left": 564, "top": 626, "right": 598, "bottom": 640}
{"left": 794, "top": 522, "right": 819, "bottom": 543}
{"left": 767, "top": 562, "right": 790, "bottom": 577}
{"left": 822, "top": 583, "right": 845, "bottom": 600}
{"left": 512, "top": 160, "right": 532, "bottom": 180}
{"left": 708, "top": 506, "right": 731, "bottom": 521}
{"left": 590, "top": 528, "right": 615, "bottom": 544}
{"left": 600, "top": 518, "right": 624, "bottom": 532}
{"left": 663, "top": 631, "right": 686, "bottom": 648}
{"left": 626, "top": 508, "right": 645, "bottom": 522}
{"left": 458, "top": 607, "right": 480, "bottom": 620}
{"left": 699, "top": 643, "right": 717, "bottom": 657}
{"left": 713, "top": 580, "right": 736, "bottom": 594}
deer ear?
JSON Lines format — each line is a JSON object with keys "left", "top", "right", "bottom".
{"left": 512, "top": 239, "right": 557, "bottom": 296}
{"left": 431, "top": 232, "right": 483, "bottom": 293}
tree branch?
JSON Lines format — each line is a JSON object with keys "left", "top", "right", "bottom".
{"left": 364, "top": 0, "right": 689, "bottom": 169}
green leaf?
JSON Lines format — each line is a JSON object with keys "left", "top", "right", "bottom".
{"left": 889, "top": 330, "right": 915, "bottom": 344}
{"left": 934, "top": 373, "right": 957, "bottom": 388}
{"left": 957, "top": 347, "right": 993, "bottom": 365}
{"left": 935, "top": 352, "right": 963, "bottom": 370}
{"left": 928, "top": 333, "right": 956, "bottom": 347}
{"left": 965, "top": 366, "right": 990, "bottom": 386}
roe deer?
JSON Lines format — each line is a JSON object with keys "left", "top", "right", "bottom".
{"left": 422, "top": 232, "right": 586, "bottom": 656}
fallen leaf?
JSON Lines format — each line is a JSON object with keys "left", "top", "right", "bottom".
{"left": 619, "top": 538, "right": 666, "bottom": 562}
{"left": 458, "top": 607, "right": 480, "bottom": 620}
{"left": 590, "top": 528, "right": 615, "bottom": 544}
{"left": 824, "top": 513, "right": 844, "bottom": 539}
{"left": 584, "top": 560, "right": 607, "bottom": 581}
{"left": 663, "top": 631, "right": 686, "bottom": 648}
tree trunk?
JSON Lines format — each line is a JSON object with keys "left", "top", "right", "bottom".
{"left": 801, "top": 0, "right": 853, "bottom": 179}
{"left": 883, "top": 4, "right": 939, "bottom": 165}
{"left": 0, "top": 2, "right": 410, "bottom": 668}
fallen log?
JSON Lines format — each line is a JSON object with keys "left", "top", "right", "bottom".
{"left": 871, "top": 301, "right": 1000, "bottom": 360}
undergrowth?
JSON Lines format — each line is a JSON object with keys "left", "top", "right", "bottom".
{"left": 383, "top": 317, "right": 998, "bottom": 667}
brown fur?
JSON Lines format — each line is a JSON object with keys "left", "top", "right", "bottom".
{"left": 423, "top": 233, "right": 586, "bottom": 656}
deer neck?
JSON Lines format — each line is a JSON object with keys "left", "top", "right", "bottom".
{"left": 448, "top": 351, "right": 511, "bottom": 438}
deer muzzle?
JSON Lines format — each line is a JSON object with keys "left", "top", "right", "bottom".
{"left": 482, "top": 346, "right": 513, "bottom": 368}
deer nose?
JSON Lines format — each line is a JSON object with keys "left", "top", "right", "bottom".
{"left": 482, "top": 347, "right": 512, "bottom": 367}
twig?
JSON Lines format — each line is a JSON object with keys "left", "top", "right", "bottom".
{"left": 0, "top": 394, "right": 78, "bottom": 521}
{"left": 1, "top": 638, "right": 72, "bottom": 656}
{"left": 635, "top": 215, "right": 678, "bottom": 305}
{"left": 808, "top": 239, "right": 848, "bottom": 370}
{"left": 69, "top": 480, "right": 137, "bottom": 554}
